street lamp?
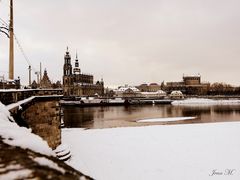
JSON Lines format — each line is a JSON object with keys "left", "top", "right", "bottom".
{"left": 0, "top": 26, "right": 9, "bottom": 38}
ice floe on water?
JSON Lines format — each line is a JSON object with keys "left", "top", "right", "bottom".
{"left": 172, "top": 98, "right": 240, "bottom": 106}
{"left": 137, "top": 116, "right": 196, "bottom": 123}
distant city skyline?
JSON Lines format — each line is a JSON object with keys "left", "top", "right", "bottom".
{"left": 0, "top": 0, "right": 240, "bottom": 87}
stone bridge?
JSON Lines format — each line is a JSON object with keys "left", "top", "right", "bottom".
{"left": 0, "top": 89, "right": 63, "bottom": 105}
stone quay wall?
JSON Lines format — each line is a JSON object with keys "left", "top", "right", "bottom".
{"left": 9, "top": 96, "right": 62, "bottom": 149}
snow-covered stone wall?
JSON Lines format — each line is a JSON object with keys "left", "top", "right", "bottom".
{"left": 5, "top": 96, "right": 62, "bottom": 149}
{"left": 0, "top": 102, "right": 92, "bottom": 179}
{"left": 19, "top": 99, "right": 61, "bottom": 149}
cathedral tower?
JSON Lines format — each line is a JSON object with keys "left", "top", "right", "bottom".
{"left": 62, "top": 47, "right": 104, "bottom": 97}
{"left": 63, "top": 47, "right": 73, "bottom": 96}
{"left": 63, "top": 47, "right": 72, "bottom": 76}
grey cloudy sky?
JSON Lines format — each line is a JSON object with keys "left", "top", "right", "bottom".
{"left": 0, "top": 0, "right": 240, "bottom": 87}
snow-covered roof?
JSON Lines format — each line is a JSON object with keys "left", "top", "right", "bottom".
{"left": 139, "top": 83, "right": 148, "bottom": 86}
{"left": 149, "top": 83, "right": 159, "bottom": 86}
{"left": 170, "top": 91, "right": 183, "bottom": 96}
{"left": 183, "top": 74, "right": 201, "bottom": 78}
{"left": 140, "top": 90, "right": 166, "bottom": 95}
{"left": 115, "top": 86, "right": 140, "bottom": 92}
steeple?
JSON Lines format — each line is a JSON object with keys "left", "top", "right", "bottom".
{"left": 40, "top": 68, "right": 52, "bottom": 88}
{"left": 75, "top": 52, "right": 79, "bottom": 67}
{"left": 43, "top": 68, "right": 47, "bottom": 76}
{"left": 73, "top": 51, "right": 81, "bottom": 74}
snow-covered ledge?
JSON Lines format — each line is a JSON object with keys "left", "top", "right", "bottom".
{"left": 0, "top": 102, "right": 92, "bottom": 179}
{"left": 5, "top": 96, "right": 62, "bottom": 149}
{"left": 0, "top": 102, "right": 54, "bottom": 156}
{"left": 6, "top": 95, "right": 62, "bottom": 111}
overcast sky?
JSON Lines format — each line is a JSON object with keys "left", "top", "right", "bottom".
{"left": 0, "top": 0, "right": 240, "bottom": 87}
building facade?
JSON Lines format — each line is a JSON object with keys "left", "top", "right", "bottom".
{"left": 164, "top": 74, "right": 210, "bottom": 95}
{"left": 136, "top": 83, "right": 161, "bottom": 92}
{"left": 63, "top": 48, "right": 104, "bottom": 97}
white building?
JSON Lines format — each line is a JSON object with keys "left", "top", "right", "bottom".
{"left": 114, "top": 85, "right": 140, "bottom": 97}
{"left": 170, "top": 91, "right": 184, "bottom": 99}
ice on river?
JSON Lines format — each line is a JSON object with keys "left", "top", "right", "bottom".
{"left": 137, "top": 116, "right": 196, "bottom": 123}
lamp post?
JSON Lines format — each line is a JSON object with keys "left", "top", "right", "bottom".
{"left": 0, "top": 27, "right": 10, "bottom": 89}
{"left": 9, "top": 0, "right": 14, "bottom": 80}
{"left": 0, "top": 26, "right": 10, "bottom": 38}
{"left": 0, "top": 0, "right": 14, "bottom": 80}
{"left": 28, "top": 65, "right": 31, "bottom": 87}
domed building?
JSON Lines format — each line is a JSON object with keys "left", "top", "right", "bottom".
{"left": 148, "top": 83, "right": 161, "bottom": 92}
{"left": 170, "top": 91, "right": 184, "bottom": 99}
{"left": 114, "top": 86, "right": 141, "bottom": 97}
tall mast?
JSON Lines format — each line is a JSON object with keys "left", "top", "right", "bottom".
{"left": 40, "top": 62, "right": 42, "bottom": 81}
{"left": 28, "top": 65, "right": 31, "bottom": 86}
{"left": 9, "top": 0, "right": 14, "bottom": 80}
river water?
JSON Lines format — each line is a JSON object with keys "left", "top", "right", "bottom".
{"left": 62, "top": 104, "right": 240, "bottom": 129}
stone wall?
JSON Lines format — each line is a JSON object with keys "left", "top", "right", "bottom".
{"left": 20, "top": 99, "right": 61, "bottom": 149}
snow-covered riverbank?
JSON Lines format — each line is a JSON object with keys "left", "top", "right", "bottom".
{"left": 172, "top": 98, "right": 240, "bottom": 106}
{"left": 63, "top": 122, "right": 240, "bottom": 180}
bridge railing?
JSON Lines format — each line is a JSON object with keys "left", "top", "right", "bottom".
{"left": 0, "top": 89, "right": 63, "bottom": 105}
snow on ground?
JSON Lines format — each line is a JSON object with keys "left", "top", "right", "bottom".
{"left": 0, "top": 169, "right": 32, "bottom": 179}
{"left": 63, "top": 122, "right": 240, "bottom": 180}
{"left": 172, "top": 98, "right": 240, "bottom": 106}
{"left": 0, "top": 102, "right": 14, "bottom": 122}
{"left": 0, "top": 164, "right": 22, "bottom": 173}
{"left": 0, "top": 102, "right": 54, "bottom": 156}
{"left": 137, "top": 116, "right": 196, "bottom": 123}
{"left": 32, "top": 157, "right": 65, "bottom": 174}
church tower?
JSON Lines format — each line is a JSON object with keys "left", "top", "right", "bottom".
{"left": 63, "top": 47, "right": 72, "bottom": 76}
{"left": 73, "top": 52, "right": 81, "bottom": 74}
{"left": 63, "top": 47, "right": 73, "bottom": 96}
